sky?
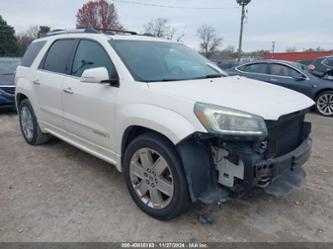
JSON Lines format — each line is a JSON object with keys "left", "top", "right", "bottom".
{"left": 0, "top": 0, "right": 332, "bottom": 52}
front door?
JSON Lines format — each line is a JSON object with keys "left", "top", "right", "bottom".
{"left": 62, "top": 39, "right": 119, "bottom": 155}
{"left": 268, "top": 63, "right": 312, "bottom": 97}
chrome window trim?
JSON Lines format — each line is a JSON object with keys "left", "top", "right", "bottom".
{"left": 235, "top": 61, "right": 309, "bottom": 80}
{"left": 0, "top": 85, "right": 16, "bottom": 88}
{"left": 321, "top": 58, "right": 333, "bottom": 68}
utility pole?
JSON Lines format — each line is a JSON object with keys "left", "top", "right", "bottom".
{"left": 236, "top": 0, "right": 251, "bottom": 63}
{"left": 271, "top": 41, "right": 276, "bottom": 59}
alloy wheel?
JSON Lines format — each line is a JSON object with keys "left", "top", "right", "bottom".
{"left": 317, "top": 93, "right": 333, "bottom": 116}
{"left": 20, "top": 106, "right": 34, "bottom": 140}
{"left": 129, "top": 148, "right": 174, "bottom": 209}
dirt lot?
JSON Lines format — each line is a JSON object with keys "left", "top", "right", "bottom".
{"left": 0, "top": 111, "right": 332, "bottom": 242}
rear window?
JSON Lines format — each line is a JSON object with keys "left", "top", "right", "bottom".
{"left": 40, "top": 39, "right": 77, "bottom": 75}
{"left": 21, "top": 41, "right": 46, "bottom": 67}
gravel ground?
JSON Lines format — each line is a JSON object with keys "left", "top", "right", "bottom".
{"left": 0, "top": 110, "right": 332, "bottom": 242}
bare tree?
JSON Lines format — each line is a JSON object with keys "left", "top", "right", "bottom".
{"left": 26, "top": 26, "right": 39, "bottom": 40}
{"left": 197, "top": 24, "right": 222, "bottom": 58}
{"left": 16, "top": 26, "right": 50, "bottom": 56}
{"left": 285, "top": 46, "right": 297, "bottom": 52}
{"left": 143, "top": 18, "right": 185, "bottom": 41}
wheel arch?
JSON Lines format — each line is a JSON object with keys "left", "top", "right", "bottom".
{"left": 15, "top": 93, "right": 29, "bottom": 109}
{"left": 315, "top": 88, "right": 333, "bottom": 100}
{"left": 121, "top": 125, "right": 176, "bottom": 163}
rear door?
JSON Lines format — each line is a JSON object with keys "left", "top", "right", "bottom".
{"left": 35, "top": 39, "right": 78, "bottom": 129}
{"left": 62, "top": 39, "right": 119, "bottom": 154}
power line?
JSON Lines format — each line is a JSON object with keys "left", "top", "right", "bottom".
{"left": 113, "top": 0, "right": 239, "bottom": 10}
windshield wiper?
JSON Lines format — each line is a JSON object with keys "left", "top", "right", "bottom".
{"left": 147, "top": 78, "right": 189, "bottom": 82}
{"left": 0, "top": 73, "right": 14, "bottom": 75}
{"left": 146, "top": 74, "right": 223, "bottom": 82}
{"left": 192, "top": 74, "right": 223, "bottom": 80}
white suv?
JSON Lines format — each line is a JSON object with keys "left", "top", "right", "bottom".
{"left": 15, "top": 29, "right": 314, "bottom": 220}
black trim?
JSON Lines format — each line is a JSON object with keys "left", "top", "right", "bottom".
{"left": 71, "top": 38, "right": 120, "bottom": 85}
{"left": 38, "top": 38, "right": 79, "bottom": 75}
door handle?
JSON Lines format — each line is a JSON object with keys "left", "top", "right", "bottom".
{"left": 270, "top": 78, "right": 278, "bottom": 82}
{"left": 33, "top": 79, "right": 40, "bottom": 85}
{"left": 63, "top": 87, "right": 74, "bottom": 94}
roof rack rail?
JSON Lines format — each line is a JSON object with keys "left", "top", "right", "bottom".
{"left": 94, "top": 28, "right": 138, "bottom": 35}
{"left": 45, "top": 27, "right": 155, "bottom": 37}
{"left": 46, "top": 28, "right": 99, "bottom": 37}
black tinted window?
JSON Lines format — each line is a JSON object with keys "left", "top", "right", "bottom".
{"left": 41, "top": 39, "right": 76, "bottom": 74}
{"left": 72, "top": 40, "right": 114, "bottom": 77}
{"left": 241, "top": 63, "right": 267, "bottom": 74}
{"left": 270, "top": 64, "right": 302, "bottom": 78}
{"left": 21, "top": 41, "right": 46, "bottom": 67}
{"left": 323, "top": 57, "right": 333, "bottom": 67}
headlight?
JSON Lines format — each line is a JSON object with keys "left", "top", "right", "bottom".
{"left": 194, "top": 103, "right": 267, "bottom": 138}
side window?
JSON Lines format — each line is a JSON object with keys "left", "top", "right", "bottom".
{"left": 240, "top": 63, "right": 267, "bottom": 74}
{"left": 323, "top": 57, "right": 333, "bottom": 67}
{"left": 21, "top": 41, "right": 46, "bottom": 67}
{"left": 72, "top": 40, "right": 115, "bottom": 77}
{"left": 270, "top": 64, "right": 302, "bottom": 78}
{"left": 41, "top": 39, "right": 76, "bottom": 74}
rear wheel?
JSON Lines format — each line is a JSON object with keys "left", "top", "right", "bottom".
{"left": 19, "top": 99, "right": 50, "bottom": 145}
{"left": 123, "top": 133, "right": 191, "bottom": 220}
{"left": 316, "top": 91, "right": 333, "bottom": 117}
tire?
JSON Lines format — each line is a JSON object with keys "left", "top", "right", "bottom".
{"left": 315, "top": 91, "right": 333, "bottom": 117}
{"left": 18, "top": 99, "right": 51, "bottom": 145}
{"left": 123, "top": 133, "right": 191, "bottom": 220}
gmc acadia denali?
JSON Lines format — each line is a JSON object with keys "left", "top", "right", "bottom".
{"left": 15, "top": 28, "right": 314, "bottom": 220}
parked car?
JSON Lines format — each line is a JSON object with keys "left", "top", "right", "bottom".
{"left": 305, "top": 56, "right": 333, "bottom": 77}
{"left": 227, "top": 60, "right": 333, "bottom": 117}
{"left": 0, "top": 57, "right": 20, "bottom": 109}
{"left": 15, "top": 29, "right": 313, "bottom": 220}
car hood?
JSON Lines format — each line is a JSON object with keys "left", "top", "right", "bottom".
{"left": 147, "top": 76, "right": 314, "bottom": 120}
{"left": 0, "top": 74, "right": 15, "bottom": 86}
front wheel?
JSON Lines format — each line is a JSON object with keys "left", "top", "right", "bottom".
{"left": 123, "top": 133, "right": 191, "bottom": 220}
{"left": 316, "top": 91, "right": 333, "bottom": 117}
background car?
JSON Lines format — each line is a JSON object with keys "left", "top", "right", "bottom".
{"left": 0, "top": 57, "right": 20, "bottom": 110}
{"left": 227, "top": 59, "right": 333, "bottom": 117}
{"left": 302, "top": 56, "right": 333, "bottom": 77}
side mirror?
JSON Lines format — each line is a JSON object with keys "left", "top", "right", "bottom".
{"left": 293, "top": 74, "right": 307, "bottom": 81}
{"left": 80, "top": 67, "right": 119, "bottom": 86}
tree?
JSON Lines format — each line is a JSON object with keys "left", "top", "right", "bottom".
{"left": 143, "top": 18, "right": 185, "bottom": 41}
{"left": 0, "top": 15, "right": 18, "bottom": 56}
{"left": 38, "top": 26, "right": 50, "bottom": 38}
{"left": 76, "top": 0, "right": 122, "bottom": 30}
{"left": 197, "top": 24, "right": 222, "bottom": 59}
{"left": 16, "top": 26, "right": 50, "bottom": 56}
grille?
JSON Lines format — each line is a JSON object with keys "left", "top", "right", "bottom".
{"left": 0, "top": 86, "right": 15, "bottom": 95}
{"left": 265, "top": 112, "right": 305, "bottom": 158}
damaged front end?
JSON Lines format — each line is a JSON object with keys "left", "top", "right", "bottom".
{"left": 177, "top": 109, "right": 312, "bottom": 204}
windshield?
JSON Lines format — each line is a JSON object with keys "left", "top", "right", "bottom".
{"left": 110, "top": 40, "right": 224, "bottom": 82}
{"left": 0, "top": 60, "right": 20, "bottom": 75}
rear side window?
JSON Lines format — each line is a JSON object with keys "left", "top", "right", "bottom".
{"left": 239, "top": 63, "right": 268, "bottom": 74}
{"left": 323, "top": 57, "right": 333, "bottom": 67}
{"left": 41, "top": 39, "right": 77, "bottom": 75}
{"left": 21, "top": 41, "right": 46, "bottom": 67}
{"left": 72, "top": 40, "right": 115, "bottom": 77}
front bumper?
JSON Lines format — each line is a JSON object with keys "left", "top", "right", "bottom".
{"left": 177, "top": 135, "right": 312, "bottom": 204}
{"left": 255, "top": 138, "right": 311, "bottom": 196}
{"left": 0, "top": 88, "right": 15, "bottom": 108}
